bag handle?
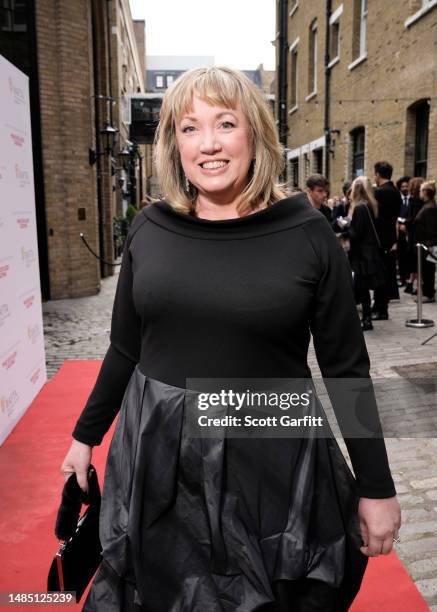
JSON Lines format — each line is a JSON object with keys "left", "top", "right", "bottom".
{"left": 364, "top": 203, "right": 382, "bottom": 249}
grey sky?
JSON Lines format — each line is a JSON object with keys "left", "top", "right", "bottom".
{"left": 129, "top": 0, "right": 276, "bottom": 71}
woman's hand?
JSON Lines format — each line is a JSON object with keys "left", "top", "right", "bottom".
{"left": 358, "top": 496, "right": 401, "bottom": 557}
{"left": 60, "top": 439, "right": 93, "bottom": 493}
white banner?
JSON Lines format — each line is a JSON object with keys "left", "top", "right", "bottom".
{"left": 0, "top": 55, "right": 47, "bottom": 446}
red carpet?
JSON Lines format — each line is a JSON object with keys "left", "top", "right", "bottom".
{"left": 0, "top": 360, "right": 429, "bottom": 611}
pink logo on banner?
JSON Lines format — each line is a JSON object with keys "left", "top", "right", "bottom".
{"left": 10, "top": 132, "right": 25, "bottom": 147}
{"left": 0, "top": 390, "right": 19, "bottom": 416}
{"left": 23, "top": 295, "right": 35, "bottom": 309}
{"left": 2, "top": 351, "right": 17, "bottom": 370}
{"left": 16, "top": 217, "right": 30, "bottom": 229}
{"left": 0, "top": 265, "right": 10, "bottom": 279}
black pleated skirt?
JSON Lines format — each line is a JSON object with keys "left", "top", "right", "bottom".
{"left": 83, "top": 367, "right": 367, "bottom": 611}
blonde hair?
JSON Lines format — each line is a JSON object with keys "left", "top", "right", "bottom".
{"left": 154, "top": 66, "right": 286, "bottom": 215}
{"left": 350, "top": 176, "right": 379, "bottom": 218}
{"left": 420, "top": 180, "right": 436, "bottom": 201}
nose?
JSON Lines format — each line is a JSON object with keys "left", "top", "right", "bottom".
{"left": 199, "top": 129, "right": 221, "bottom": 154}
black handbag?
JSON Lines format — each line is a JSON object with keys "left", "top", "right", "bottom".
{"left": 47, "top": 465, "right": 102, "bottom": 602}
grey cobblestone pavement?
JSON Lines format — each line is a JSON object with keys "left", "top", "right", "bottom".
{"left": 43, "top": 266, "right": 437, "bottom": 609}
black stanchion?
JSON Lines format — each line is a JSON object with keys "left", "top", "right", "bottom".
{"left": 406, "top": 243, "right": 434, "bottom": 329}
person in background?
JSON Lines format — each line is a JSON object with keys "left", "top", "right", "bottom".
{"left": 306, "top": 174, "right": 332, "bottom": 224}
{"left": 339, "top": 177, "right": 386, "bottom": 331}
{"left": 332, "top": 181, "right": 351, "bottom": 232}
{"left": 372, "top": 161, "right": 402, "bottom": 320}
{"left": 413, "top": 180, "right": 437, "bottom": 302}
{"left": 395, "top": 176, "right": 411, "bottom": 287}
{"left": 403, "top": 177, "right": 425, "bottom": 294}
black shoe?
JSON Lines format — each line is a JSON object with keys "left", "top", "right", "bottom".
{"left": 371, "top": 312, "right": 389, "bottom": 321}
{"left": 404, "top": 283, "right": 413, "bottom": 294}
{"left": 361, "top": 318, "right": 374, "bottom": 331}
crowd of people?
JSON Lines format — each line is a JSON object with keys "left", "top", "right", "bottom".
{"left": 303, "top": 163, "right": 437, "bottom": 331}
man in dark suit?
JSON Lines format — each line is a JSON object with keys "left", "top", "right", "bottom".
{"left": 306, "top": 174, "right": 332, "bottom": 225}
{"left": 396, "top": 176, "right": 411, "bottom": 286}
{"left": 372, "top": 161, "right": 402, "bottom": 320}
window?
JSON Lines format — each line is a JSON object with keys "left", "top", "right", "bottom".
{"left": 351, "top": 127, "right": 365, "bottom": 179}
{"left": 405, "top": 0, "right": 437, "bottom": 27}
{"left": 166, "top": 75, "right": 174, "bottom": 87}
{"left": 290, "top": 45, "right": 298, "bottom": 108}
{"left": 414, "top": 100, "right": 430, "bottom": 177}
{"left": 328, "top": 4, "right": 343, "bottom": 65}
{"left": 289, "top": 0, "right": 299, "bottom": 17}
{"left": 155, "top": 75, "right": 164, "bottom": 88}
{"left": 313, "top": 148, "right": 323, "bottom": 174}
{"left": 308, "top": 20, "right": 317, "bottom": 95}
{"left": 352, "top": 0, "right": 367, "bottom": 60}
{"left": 330, "top": 21, "right": 340, "bottom": 61}
{"left": 289, "top": 158, "right": 299, "bottom": 188}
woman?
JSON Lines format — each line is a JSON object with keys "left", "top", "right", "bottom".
{"left": 403, "top": 177, "right": 425, "bottom": 294}
{"left": 61, "top": 67, "right": 400, "bottom": 611}
{"left": 339, "top": 177, "right": 386, "bottom": 332}
{"left": 413, "top": 180, "right": 437, "bottom": 302}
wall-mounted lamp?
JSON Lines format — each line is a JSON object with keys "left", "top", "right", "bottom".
{"left": 118, "top": 146, "right": 132, "bottom": 171}
{"left": 89, "top": 122, "right": 119, "bottom": 165}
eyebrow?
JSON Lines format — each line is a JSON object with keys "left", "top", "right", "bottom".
{"left": 180, "top": 111, "right": 238, "bottom": 122}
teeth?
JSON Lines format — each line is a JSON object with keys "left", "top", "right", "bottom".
{"left": 201, "top": 161, "right": 228, "bottom": 169}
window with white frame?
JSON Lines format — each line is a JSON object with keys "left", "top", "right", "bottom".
{"left": 328, "top": 5, "right": 343, "bottom": 64}
{"left": 289, "top": 0, "right": 298, "bottom": 16}
{"left": 351, "top": 127, "right": 365, "bottom": 179}
{"left": 405, "top": 0, "right": 437, "bottom": 28}
{"left": 289, "top": 158, "right": 299, "bottom": 189}
{"left": 166, "top": 75, "right": 174, "bottom": 87}
{"left": 313, "top": 148, "right": 323, "bottom": 174}
{"left": 352, "top": 0, "right": 367, "bottom": 60}
{"left": 308, "top": 19, "right": 317, "bottom": 95}
{"left": 155, "top": 75, "right": 164, "bottom": 88}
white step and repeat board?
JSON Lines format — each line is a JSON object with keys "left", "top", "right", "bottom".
{"left": 0, "top": 55, "right": 47, "bottom": 445}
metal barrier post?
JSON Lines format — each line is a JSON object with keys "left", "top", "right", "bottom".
{"left": 406, "top": 243, "right": 434, "bottom": 328}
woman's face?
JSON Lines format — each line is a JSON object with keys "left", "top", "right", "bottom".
{"left": 175, "top": 95, "right": 254, "bottom": 202}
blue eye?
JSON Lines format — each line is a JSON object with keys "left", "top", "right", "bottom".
{"left": 182, "top": 126, "right": 195, "bottom": 133}
{"left": 221, "top": 121, "right": 235, "bottom": 129}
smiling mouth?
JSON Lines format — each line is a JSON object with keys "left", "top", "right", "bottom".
{"left": 199, "top": 160, "right": 229, "bottom": 169}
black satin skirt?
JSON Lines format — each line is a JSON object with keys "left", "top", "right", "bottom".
{"left": 83, "top": 367, "right": 368, "bottom": 611}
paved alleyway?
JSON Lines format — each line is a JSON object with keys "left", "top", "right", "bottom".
{"left": 43, "top": 267, "right": 437, "bottom": 609}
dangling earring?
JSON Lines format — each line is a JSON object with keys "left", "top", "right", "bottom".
{"left": 185, "top": 176, "right": 190, "bottom": 193}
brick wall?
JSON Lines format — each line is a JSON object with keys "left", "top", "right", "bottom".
{"left": 35, "top": 0, "right": 147, "bottom": 298}
{"left": 36, "top": 0, "right": 100, "bottom": 298}
{"left": 281, "top": 0, "right": 437, "bottom": 196}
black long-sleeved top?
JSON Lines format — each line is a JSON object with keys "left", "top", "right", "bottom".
{"left": 72, "top": 194, "right": 396, "bottom": 499}
{"left": 414, "top": 200, "right": 437, "bottom": 247}
{"left": 374, "top": 181, "right": 402, "bottom": 249}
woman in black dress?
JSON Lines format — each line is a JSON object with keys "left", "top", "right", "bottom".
{"left": 60, "top": 67, "right": 400, "bottom": 611}
{"left": 413, "top": 180, "right": 437, "bottom": 302}
{"left": 403, "top": 177, "right": 425, "bottom": 294}
{"left": 339, "top": 176, "right": 386, "bottom": 331}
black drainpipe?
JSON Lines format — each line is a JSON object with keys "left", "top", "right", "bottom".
{"left": 324, "top": 0, "right": 332, "bottom": 181}
{"left": 278, "top": 0, "right": 288, "bottom": 156}
{"left": 91, "top": 0, "right": 105, "bottom": 278}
